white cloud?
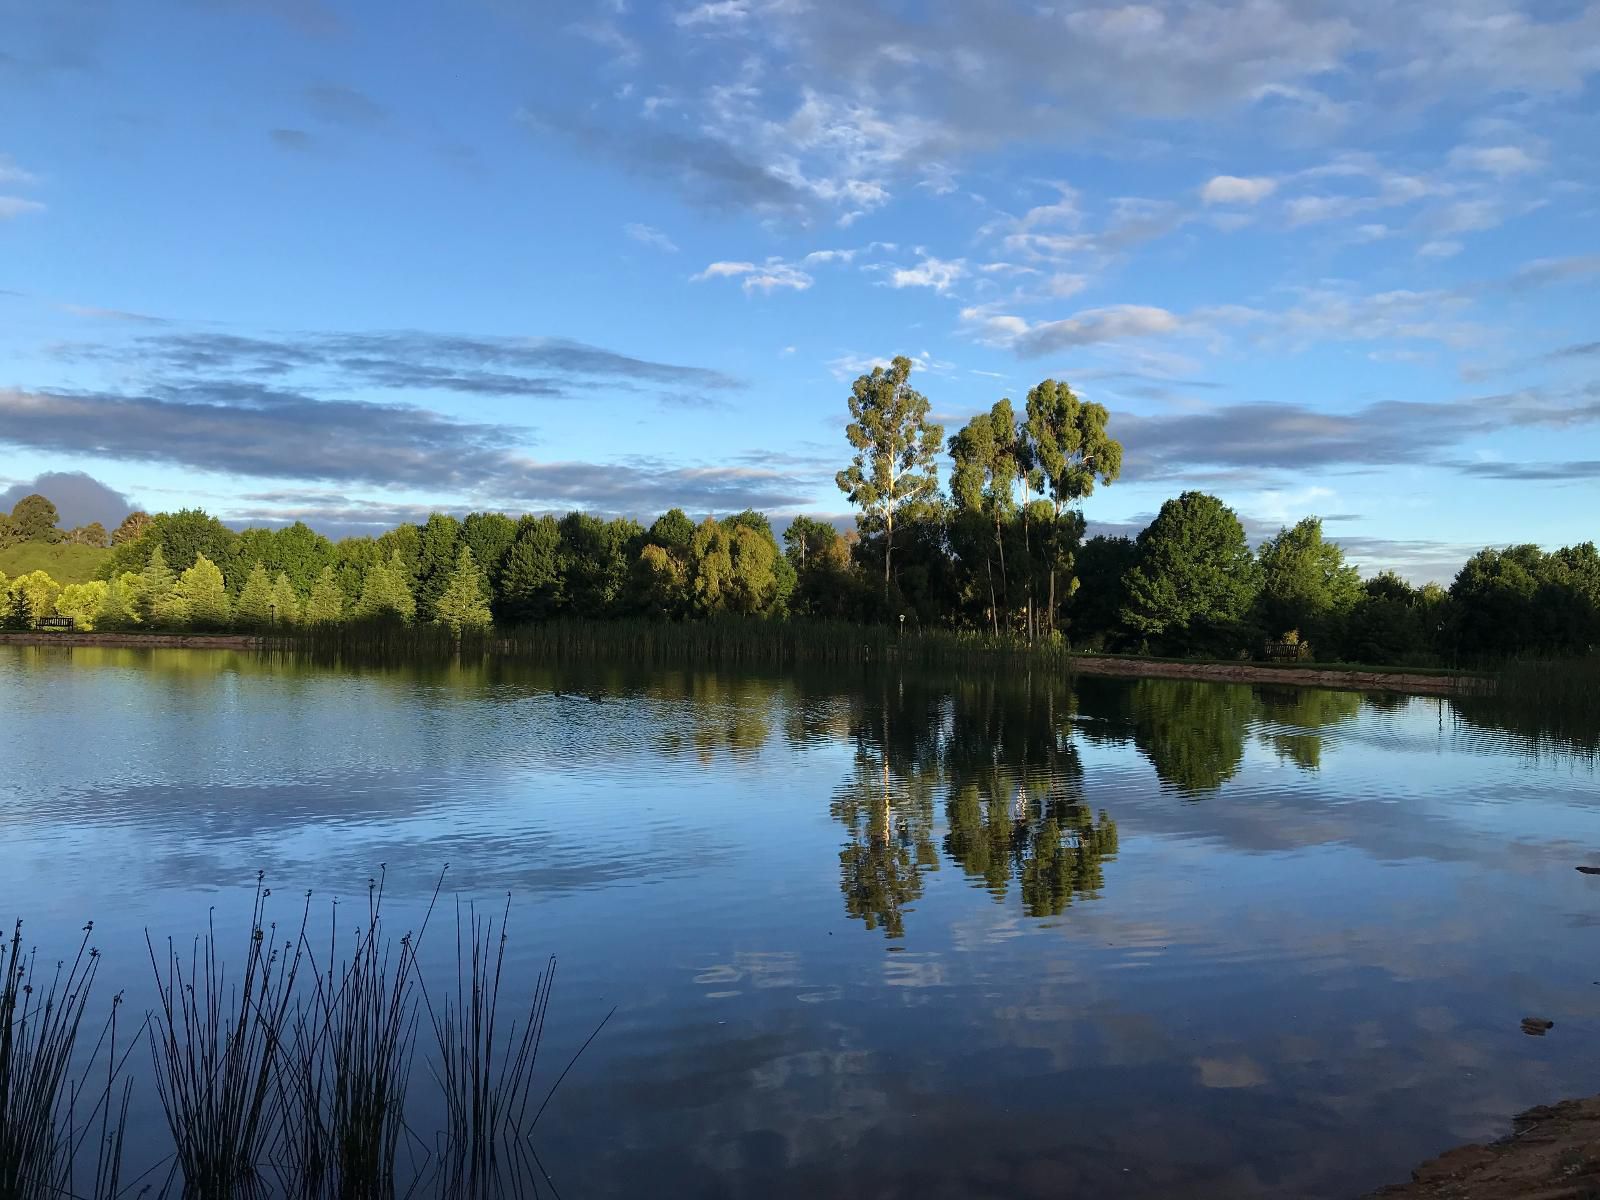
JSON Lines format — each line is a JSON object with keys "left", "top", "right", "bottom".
{"left": 1449, "top": 144, "right": 1542, "bottom": 177}
{"left": 961, "top": 303, "right": 1182, "bottom": 355}
{"left": 692, "top": 260, "right": 758, "bottom": 281}
{"left": 624, "top": 222, "right": 679, "bottom": 253}
{"left": 889, "top": 255, "right": 966, "bottom": 293}
{"left": 0, "top": 155, "right": 38, "bottom": 187}
{"left": 826, "top": 349, "right": 954, "bottom": 382}
{"left": 1200, "top": 175, "right": 1278, "bottom": 205}
{"left": 0, "top": 197, "right": 45, "bottom": 219}
{"left": 802, "top": 248, "right": 856, "bottom": 265}
{"left": 675, "top": 0, "right": 749, "bottom": 28}
{"left": 691, "top": 257, "right": 813, "bottom": 293}
{"left": 1417, "top": 240, "right": 1463, "bottom": 259}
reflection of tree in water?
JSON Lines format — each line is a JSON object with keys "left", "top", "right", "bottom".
{"left": 1129, "top": 680, "right": 1253, "bottom": 796}
{"left": 830, "top": 678, "right": 944, "bottom": 937}
{"left": 831, "top": 673, "right": 1122, "bottom": 933}
{"left": 652, "top": 673, "right": 777, "bottom": 763}
{"left": 1076, "top": 677, "right": 1366, "bottom": 798}
{"left": 941, "top": 677, "right": 1117, "bottom": 916}
{"left": 1250, "top": 686, "right": 1361, "bottom": 770}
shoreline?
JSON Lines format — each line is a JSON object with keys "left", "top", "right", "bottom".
{"left": 0, "top": 630, "right": 1479, "bottom": 695}
{"left": 1367, "top": 1096, "right": 1600, "bottom": 1197}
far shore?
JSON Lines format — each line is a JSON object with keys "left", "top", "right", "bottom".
{"left": 0, "top": 629, "right": 1482, "bottom": 696}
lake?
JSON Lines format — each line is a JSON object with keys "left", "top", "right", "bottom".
{"left": 3, "top": 645, "right": 1598, "bottom": 1198}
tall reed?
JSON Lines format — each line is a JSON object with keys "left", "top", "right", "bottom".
{"left": 145, "top": 875, "right": 308, "bottom": 1199}
{"left": 0, "top": 919, "right": 133, "bottom": 1200}
{"left": 419, "top": 898, "right": 607, "bottom": 1200}
{"left": 276, "top": 871, "right": 436, "bottom": 1200}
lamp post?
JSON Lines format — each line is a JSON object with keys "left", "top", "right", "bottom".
{"left": 269, "top": 603, "right": 276, "bottom": 627}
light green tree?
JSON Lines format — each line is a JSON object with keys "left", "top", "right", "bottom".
{"left": 269, "top": 571, "right": 301, "bottom": 626}
{"left": 7, "top": 570, "right": 61, "bottom": 627}
{"left": 836, "top": 355, "right": 945, "bottom": 597}
{"left": 433, "top": 547, "right": 492, "bottom": 634}
{"left": 234, "top": 562, "right": 275, "bottom": 628}
{"left": 138, "top": 544, "right": 187, "bottom": 627}
{"left": 355, "top": 551, "right": 417, "bottom": 623}
{"left": 304, "top": 565, "right": 345, "bottom": 624}
{"left": 176, "top": 554, "right": 232, "bottom": 629}
{"left": 99, "top": 572, "right": 139, "bottom": 630}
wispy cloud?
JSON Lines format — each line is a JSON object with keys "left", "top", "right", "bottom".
{"left": 691, "top": 257, "right": 813, "bottom": 292}
{"left": 624, "top": 222, "right": 679, "bottom": 253}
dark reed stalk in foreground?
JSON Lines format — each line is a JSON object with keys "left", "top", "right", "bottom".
{"left": 277, "top": 871, "right": 436, "bottom": 1200}
{"left": 145, "top": 876, "right": 309, "bottom": 1200}
{"left": 0, "top": 919, "right": 134, "bottom": 1200}
{"left": 420, "top": 899, "right": 570, "bottom": 1200}
{"left": 8, "top": 873, "right": 606, "bottom": 1200}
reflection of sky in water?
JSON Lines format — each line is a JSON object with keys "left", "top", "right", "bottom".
{"left": 2, "top": 646, "right": 1598, "bottom": 1198}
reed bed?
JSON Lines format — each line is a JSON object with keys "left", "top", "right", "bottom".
{"left": 1461, "top": 654, "right": 1600, "bottom": 758}
{"left": 0, "top": 919, "right": 135, "bottom": 1200}
{"left": 273, "top": 616, "right": 1076, "bottom": 671}
{"left": 4, "top": 872, "right": 604, "bottom": 1200}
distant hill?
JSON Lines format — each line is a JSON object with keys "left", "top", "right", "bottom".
{"left": 0, "top": 542, "right": 112, "bottom": 584}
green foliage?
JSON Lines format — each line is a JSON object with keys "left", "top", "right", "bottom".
{"left": 5, "top": 570, "right": 61, "bottom": 628}
{"left": 155, "top": 509, "right": 242, "bottom": 585}
{"left": 270, "top": 571, "right": 301, "bottom": 626}
{"left": 1069, "top": 535, "right": 1139, "bottom": 648}
{"left": 432, "top": 547, "right": 493, "bottom": 634}
{"left": 558, "top": 512, "right": 640, "bottom": 614}
{"left": 10, "top": 494, "right": 61, "bottom": 543}
{"left": 138, "top": 545, "right": 182, "bottom": 627}
{"left": 459, "top": 512, "right": 518, "bottom": 601}
{"left": 176, "top": 554, "right": 232, "bottom": 629}
{"left": 499, "top": 516, "right": 564, "bottom": 621}
{"left": 836, "top": 354, "right": 944, "bottom": 593}
{"left": 1121, "top": 492, "right": 1260, "bottom": 655}
{"left": 235, "top": 522, "right": 336, "bottom": 596}
{"left": 414, "top": 513, "right": 463, "bottom": 621}
{"left": 647, "top": 508, "right": 696, "bottom": 553}
{"left": 633, "top": 543, "right": 689, "bottom": 618}
{"left": 0, "top": 514, "right": 19, "bottom": 550}
{"left": 1448, "top": 542, "right": 1600, "bottom": 659}
{"left": 1256, "top": 517, "right": 1362, "bottom": 648}
{"left": 304, "top": 565, "right": 345, "bottom": 625}
{"left": 376, "top": 523, "right": 421, "bottom": 578}
{"left": 334, "top": 537, "right": 383, "bottom": 605}
{"left": 354, "top": 552, "right": 417, "bottom": 624}
{"left": 99, "top": 572, "right": 138, "bottom": 630}
{"left": 234, "top": 562, "right": 276, "bottom": 629}
{"left": 53, "top": 579, "right": 108, "bottom": 629}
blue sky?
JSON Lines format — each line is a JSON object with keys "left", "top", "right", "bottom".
{"left": 1, "top": 0, "right": 1596, "bottom": 581}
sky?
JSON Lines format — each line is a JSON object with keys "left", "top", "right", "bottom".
{"left": 1, "top": 0, "right": 1597, "bottom": 583}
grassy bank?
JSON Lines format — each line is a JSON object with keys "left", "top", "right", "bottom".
{"left": 0, "top": 541, "right": 110, "bottom": 584}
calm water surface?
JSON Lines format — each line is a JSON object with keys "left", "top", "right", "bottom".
{"left": 3, "top": 646, "right": 1599, "bottom": 1198}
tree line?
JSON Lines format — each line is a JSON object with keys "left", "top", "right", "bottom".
{"left": 1, "top": 356, "right": 1595, "bottom": 662}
